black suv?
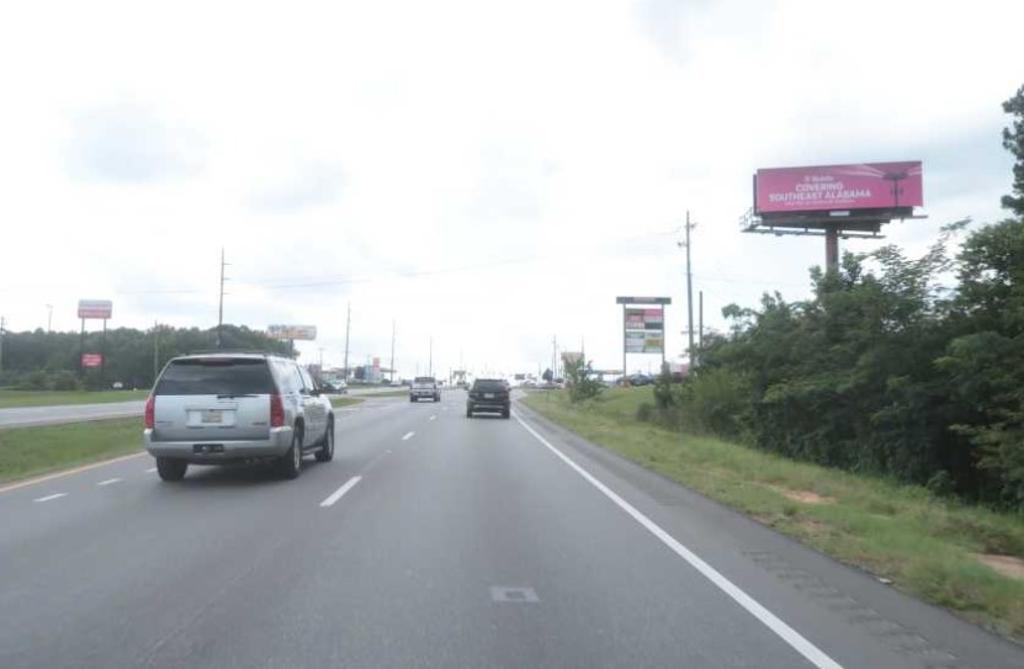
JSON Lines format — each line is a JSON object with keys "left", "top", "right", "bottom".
{"left": 466, "top": 378, "right": 510, "bottom": 419}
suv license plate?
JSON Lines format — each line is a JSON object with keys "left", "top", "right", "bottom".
{"left": 201, "top": 410, "right": 223, "bottom": 424}
{"left": 484, "top": 393, "right": 495, "bottom": 399}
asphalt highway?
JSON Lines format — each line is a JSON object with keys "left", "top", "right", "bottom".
{"left": 1, "top": 392, "right": 1020, "bottom": 668}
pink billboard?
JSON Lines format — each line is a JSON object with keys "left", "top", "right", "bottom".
{"left": 755, "top": 161, "right": 922, "bottom": 214}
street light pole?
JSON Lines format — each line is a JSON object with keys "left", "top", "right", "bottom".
{"left": 343, "top": 302, "right": 351, "bottom": 380}
{"left": 390, "top": 320, "right": 396, "bottom": 383}
{"left": 46, "top": 304, "right": 53, "bottom": 333}
{"left": 685, "top": 210, "right": 695, "bottom": 363}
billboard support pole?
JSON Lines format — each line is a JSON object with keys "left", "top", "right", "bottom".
{"left": 79, "top": 318, "right": 85, "bottom": 378}
{"left": 825, "top": 223, "right": 839, "bottom": 272}
{"left": 100, "top": 318, "right": 107, "bottom": 388}
{"left": 622, "top": 305, "right": 626, "bottom": 380}
{"left": 661, "top": 305, "right": 666, "bottom": 370}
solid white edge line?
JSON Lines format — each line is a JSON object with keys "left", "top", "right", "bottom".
{"left": 319, "top": 476, "right": 362, "bottom": 508}
{"left": 33, "top": 493, "right": 68, "bottom": 503}
{"left": 429, "top": 415, "right": 437, "bottom": 421}
{"left": 401, "top": 431, "right": 415, "bottom": 440}
{"left": 145, "top": 467, "right": 157, "bottom": 473}
{"left": 97, "top": 478, "right": 122, "bottom": 486}
{"left": 512, "top": 411, "right": 844, "bottom": 669}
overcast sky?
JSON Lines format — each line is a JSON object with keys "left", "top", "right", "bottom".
{"left": 1, "top": 0, "right": 1021, "bottom": 378}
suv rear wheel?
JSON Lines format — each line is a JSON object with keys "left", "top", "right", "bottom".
{"left": 315, "top": 420, "right": 334, "bottom": 462}
{"left": 156, "top": 457, "right": 187, "bottom": 482}
{"left": 278, "top": 429, "right": 303, "bottom": 479}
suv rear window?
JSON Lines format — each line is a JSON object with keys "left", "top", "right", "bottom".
{"left": 414, "top": 377, "right": 435, "bottom": 384}
{"left": 155, "top": 358, "right": 275, "bottom": 395}
{"left": 472, "top": 380, "right": 507, "bottom": 392}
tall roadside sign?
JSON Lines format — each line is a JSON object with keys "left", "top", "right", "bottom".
{"left": 78, "top": 300, "right": 112, "bottom": 383}
{"left": 616, "top": 296, "right": 670, "bottom": 379}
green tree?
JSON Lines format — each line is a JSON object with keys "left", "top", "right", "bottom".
{"left": 1002, "top": 84, "right": 1024, "bottom": 216}
{"left": 563, "top": 357, "right": 602, "bottom": 403}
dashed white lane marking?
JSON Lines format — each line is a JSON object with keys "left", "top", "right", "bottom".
{"left": 97, "top": 478, "right": 122, "bottom": 486}
{"left": 402, "top": 431, "right": 415, "bottom": 441}
{"left": 429, "top": 415, "right": 437, "bottom": 421}
{"left": 34, "top": 493, "right": 67, "bottom": 503}
{"left": 319, "top": 476, "right": 362, "bottom": 508}
{"left": 512, "top": 411, "right": 844, "bottom": 669}
{"left": 490, "top": 586, "right": 539, "bottom": 603}
{"left": 145, "top": 467, "right": 157, "bottom": 473}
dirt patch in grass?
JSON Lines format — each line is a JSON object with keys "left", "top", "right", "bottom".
{"left": 976, "top": 554, "right": 1024, "bottom": 581}
{"left": 772, "top": 486, "right": 835, "bottom": 505}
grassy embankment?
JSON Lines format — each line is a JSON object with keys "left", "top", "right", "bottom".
{"left": 523, "top": 388, "right": 1024, "bottom": 639}
{"left": 0, "top": 418, "right": 142, "bottom": 484}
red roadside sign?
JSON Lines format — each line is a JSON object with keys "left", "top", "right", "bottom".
{"left": 81, "top": 353, "right": 103, "bottom": 368}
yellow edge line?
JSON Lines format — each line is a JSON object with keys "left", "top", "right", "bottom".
{"left": 0, "top": 451, "right": 148, "bottom": 494}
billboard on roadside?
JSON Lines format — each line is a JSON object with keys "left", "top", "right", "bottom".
{"left": 754, "top": 161, "right": 922, "bottom": 215}
{"left": 267, "top": 324, "right": 317, "bottom": 340}
{"left": 78, "top": 300, "right": 113, "bottom": 319}
{"left": 81, "top": 353, "right": 103, "bottom": 368}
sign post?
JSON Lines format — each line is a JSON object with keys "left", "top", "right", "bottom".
{"left": 77, "top": 300, "right": 113, "bottom": 380}
{"left": 616, "top": 297, "right": 671, "bottom": 381}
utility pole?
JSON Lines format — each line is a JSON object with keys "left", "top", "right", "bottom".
{"left": 343, "top": 302, "right": 351, "bottom": 380}
{"left": 46, "top": 304, "right": 53, "bottom": 333}
{"left": 390, "top": 320, "right": 396, "bottom": 382}
{"left": 216, "top": 247, "right": 229, "bottom": 349}
{"left": 0, "top": 316, "right": 5, "bottom": 373}
{"left": 683, "top": 211, "right": 696, "bottom": 363}
{"left": 318, "top": 347, "right": 324, "bottom": 370}
{"left": 428, "top": 336, "right": 433, "bottom": 377}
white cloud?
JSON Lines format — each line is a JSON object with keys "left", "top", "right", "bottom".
{"left": 0, "top": 0, "right": 1021, "bottom": 376}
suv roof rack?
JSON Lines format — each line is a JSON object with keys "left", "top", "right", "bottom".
{"left": 180, "top": 349, "right": 285, "bottom": 357}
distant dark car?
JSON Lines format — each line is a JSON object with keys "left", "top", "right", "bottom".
{"left": 627, "top": 373, "right": 654, "bottom": 386}
{"left": 466, "top": 378, "right": 510, "bottom": 419}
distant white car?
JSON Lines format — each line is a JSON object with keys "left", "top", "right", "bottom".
{"left": 410, "top": 376, "right": 440, "bottom": 402}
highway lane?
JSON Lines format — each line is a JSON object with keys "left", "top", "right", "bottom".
{"left": 0, "top": 400, "right": 145, "bottom": 428}
{"left": 1, "top": 392, "right": 1021, "bottom": 668}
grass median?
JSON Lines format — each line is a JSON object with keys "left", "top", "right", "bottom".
{"left": 0, "top": 418, "right": 143, "bottom": 484}
{"left": 330, "top": 396, "right": 365, "bottom": 408}
{"left": 523, "top": 388, "right": 1024, "bottom": 640}
{"left": 0, "top": 389, "right": 148, "bottom": 409}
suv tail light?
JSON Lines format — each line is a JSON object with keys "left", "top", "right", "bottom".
{"left": 144, "top": 395, "right": 155, "bottom": 429}
{"left": 270, "top": 394, "right": 285, "bottom": 427}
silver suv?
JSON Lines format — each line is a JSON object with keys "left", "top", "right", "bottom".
{"left": 144, "top": 353, "right": 334, "bottom": 481}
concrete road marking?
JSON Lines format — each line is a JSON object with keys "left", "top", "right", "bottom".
{"left": 320, "top": 476, "right": 362, "bottom": 508}
{"left": 513, "top": 412, "right": 844, "bottom": 669}
{"left": 97, "top": 478, "right": 122, "bottom": 486}
{"left": 490, "top": 586, "right": 539, "bottom": 603}
{"left": 402, "top": 431, "right": 415, "bottom": 441}
{"left": 33, "top": 493, "right": 67, "bottom": 503}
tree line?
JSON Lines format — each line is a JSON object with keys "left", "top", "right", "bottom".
{"left": 0, "top": 324, "right": 292, "bottom": 391}
{"left": 647, "top": 85, "right": 1024, "bottom": 510}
